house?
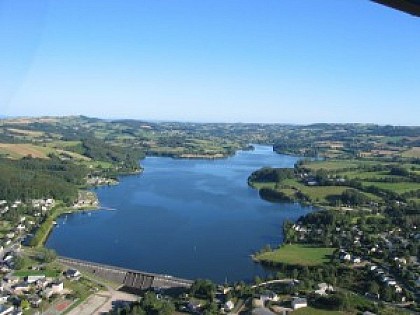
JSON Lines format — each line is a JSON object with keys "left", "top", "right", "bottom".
{"left": 352, "top": 257, "right": 362, "bottom": 264}
{"left": 65, "top": 268, "right": 81, "bottom": 280}
{"left": 291, "top": 297, "right": 307, "bottom": 310}
{"left": 260, "top": 290, "right": 279, "bottom": 302}
{"left": 187, "top": 300, "right": 202, "bottom": 312}
{"left": 3, "top": 276, "right": 18, "bottom": 284}
{"left": 315, "top": 283, "right": 334, "bottom": 295}
{"left": 387, "top": 279, "right": 397, "bottom": 286}
{"left": 0, "top": 264, "right": 10, "bottom": 273}
{"left": 339, "top": 252, "right": 351, "bottom": 261}
{"left": 0, "top": 305, "right": 13, "bottom": 315}
{"left": 224, "top": 300, "right": 234, "bottom": 311}
{"left": 41, "top": 280, "right": 64, "bottom": 299}
{"left": 0, "top": 293, "right": 9, "bottom": 303}
{"left": 28, "top": 295, "right": 42, "bottom": 308}
{"left": 25, "top": 275, "right": 45, "bottom": 284}
{"left": 49, "top": 281, "right": 64, "bottom": 294}
{"left": 13, "top": 282, "right": 31, "bottom": 293}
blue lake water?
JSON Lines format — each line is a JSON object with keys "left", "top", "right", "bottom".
{"left": 46, "top": 145, "right": 314, "bottom": 283}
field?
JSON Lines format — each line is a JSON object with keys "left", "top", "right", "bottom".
{"left": 362, "top": 181, "right": 420, "bottom": 194}
{"left": 13, "top": 269, "right": 60, "bottom": 278}
{"left": 340, "top": 170, "right": 405, "bottom": 181}
{"left": 6, "top": 128, "right": 45, "bottom": 137}
{"left": 402, "top": 147, "right": 420, "bottom": 158}
{"left": 293, "top": 307, "right": 349, "bottom": 315}
{"left": 0, "top": 143, "right": 54, "bottom": 159}
{"left": 256, "top": 244, "right": 335, "bottom": 266}
{"left": 281, "top": 179, "right": 374, "bottom": 203}
{"left": 302, "top": 160, "right": 367, "bottom": 171}
{"left": 252, "top": 177, "right": 381, "bottom": 205}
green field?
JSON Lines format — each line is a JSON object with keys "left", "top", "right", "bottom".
{"left": 281, "top": 179, "right": 355, "bottom": 203}
{"left": 362, "top": 181, "right": 420, "bottom": 194}
{"left": 256, "top": 244, "right": 335, "bottom": 266}
{"left": 293, "top": 307, "right": 349, "bottom": 315}
{"left": 302, "top": 160, "right": 367, "bottom": 171}
{"left": 339, "top": 170, "right": 405, "bottom": 181}
{"left": 253, "top": 178, "right": 381, "bottom": 205}
{"left": 13, "top": 269, "right": 60, "bottom": 278}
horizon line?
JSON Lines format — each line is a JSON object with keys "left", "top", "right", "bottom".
{"left": 1, "top": 114, "right": 419, "bottom": 128}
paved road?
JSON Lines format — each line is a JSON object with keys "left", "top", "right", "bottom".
{"left": 66, "top": 267, "right": 138, "bottom": 315}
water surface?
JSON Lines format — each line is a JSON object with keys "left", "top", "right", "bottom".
{"left": 46, "top": 145, "right": 313, "bottom": 282}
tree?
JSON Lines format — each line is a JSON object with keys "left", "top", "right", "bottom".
{"left": 190, "top": 279, "right": 216, "bottom": 300}
{"left": 368, "top": 281, "right": 379, "bottom": 296}
{"left": 14, "top": 255, "right": 28, "bottom": 270}
{"left": 20, "top": 299, "right": 30, "bottom": 310}
{"left": 380, "top": 286, "right": 394, "bottom": 302}
{"left": 37, "top": 248, "right": 57, "bottom": 263}
{"left": 203, "top": 302, "right": 219, "bottom": 315}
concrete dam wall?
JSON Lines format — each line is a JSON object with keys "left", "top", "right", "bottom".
{"left": 58, "top": 257, "right": 193, "bottom": 290}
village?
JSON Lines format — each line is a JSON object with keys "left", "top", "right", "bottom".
{"left": 0, "top": 197, "right": 103, "bottom": 315}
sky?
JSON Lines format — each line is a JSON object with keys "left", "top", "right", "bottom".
{"left": 0, "top": 0, "right": 419, "bottom": 125}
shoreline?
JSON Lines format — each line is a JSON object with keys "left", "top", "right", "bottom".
{"left": 39, "top": 146, "right": 309, "bottom": 283}
{"left": 31, "top": 196, "right": 102, "bottom": 248}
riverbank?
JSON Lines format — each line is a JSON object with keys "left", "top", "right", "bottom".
{"left": 44, "top": 146, "right": 310, "bottom": 283}
{"left": 30, "top": 198, "right": 101, "bottom": 248}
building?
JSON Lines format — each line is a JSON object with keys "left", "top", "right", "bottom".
{"left": 224, "top": 300, "right": 234, "bottom": 311}
{"left": 291, "top": 297, "right": 307, "bottom": 310}
{"left": 25, "top": 275, "right": 46, "bottom": 284}
{"left": 65, "top": 268, "right": 81, "bottom": 280}
{"left": 0, "top": 305, "right": 13, "bottom": 315}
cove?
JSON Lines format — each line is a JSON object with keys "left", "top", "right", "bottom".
{"left": 46, "top": 145, "right": 314, "bottom": 283}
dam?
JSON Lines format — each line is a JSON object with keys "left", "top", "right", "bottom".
{"left": 58, "top": 256, "right": 193, "bottom": 291}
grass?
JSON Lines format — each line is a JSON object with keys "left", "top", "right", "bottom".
{"left": 0, "top": 143, "right": 54, "bottom": 159}
{"left": 13, "top": 269, "right": 61, "bottom": 278}
{"left": 293, "top": 306, "right": 349, "bottom": 315}
{"left": 362, "top": 181, "right": 420, "bottom": 193}
{"left": 339, "top": 170, "right": 405, "bottom": 181}
{"left": 402, "top": 147, "right": 420, "bottom": 158}
{"left": 252, "top": 178, "right": 380, "bottom": 205}
{"left": 7, "top": 128, "right": 45, "bottom": 137}
{"left": 255, "top": 244, "right": 335, "bottom": 266}
{"left": 302, "top": 160, "right": 367, "bottom": 171}
{"left": 281, "top": 179, "right": 350, "bottom": 203}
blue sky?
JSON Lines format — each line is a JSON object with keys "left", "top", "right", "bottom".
{"left": 0, "top": 0, "right": 419, "bottom": 125}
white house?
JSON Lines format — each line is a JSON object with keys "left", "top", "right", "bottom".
{"left": 25, "top": 275, "right": 46, "bottom": 284}
{"left": 291, "top": 297, "right": 307, "bottom": 310}
{"left": 352, "top": 257, "right": 361, "bottom": 264}
{"left": 65, "top": 268, "right": 81, "bottom": 280}
{"left": 315, "top": 283, "right": 334, "bottom": 295}
{"left": 0, "top": 305, "right": 13, "bottom": 315}
{"left": 224, "top": 300, "right": 234, "bottom": 311}
{"left": 260, "top": 290, "right": 279, "bottom": 302}
{"left": 50, "top": 281, "right": 64, "bottom": 294}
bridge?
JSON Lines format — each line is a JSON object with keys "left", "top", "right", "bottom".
{"left": 58, "top": 257, "right": 193, "bottom": 291}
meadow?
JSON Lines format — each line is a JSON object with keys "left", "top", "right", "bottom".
{"left": 255, "top": 244, "right": 334, "bottom": 266}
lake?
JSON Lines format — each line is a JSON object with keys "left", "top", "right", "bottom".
{"left": 46, "top": 145, "right": 314, "bottom": 283}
